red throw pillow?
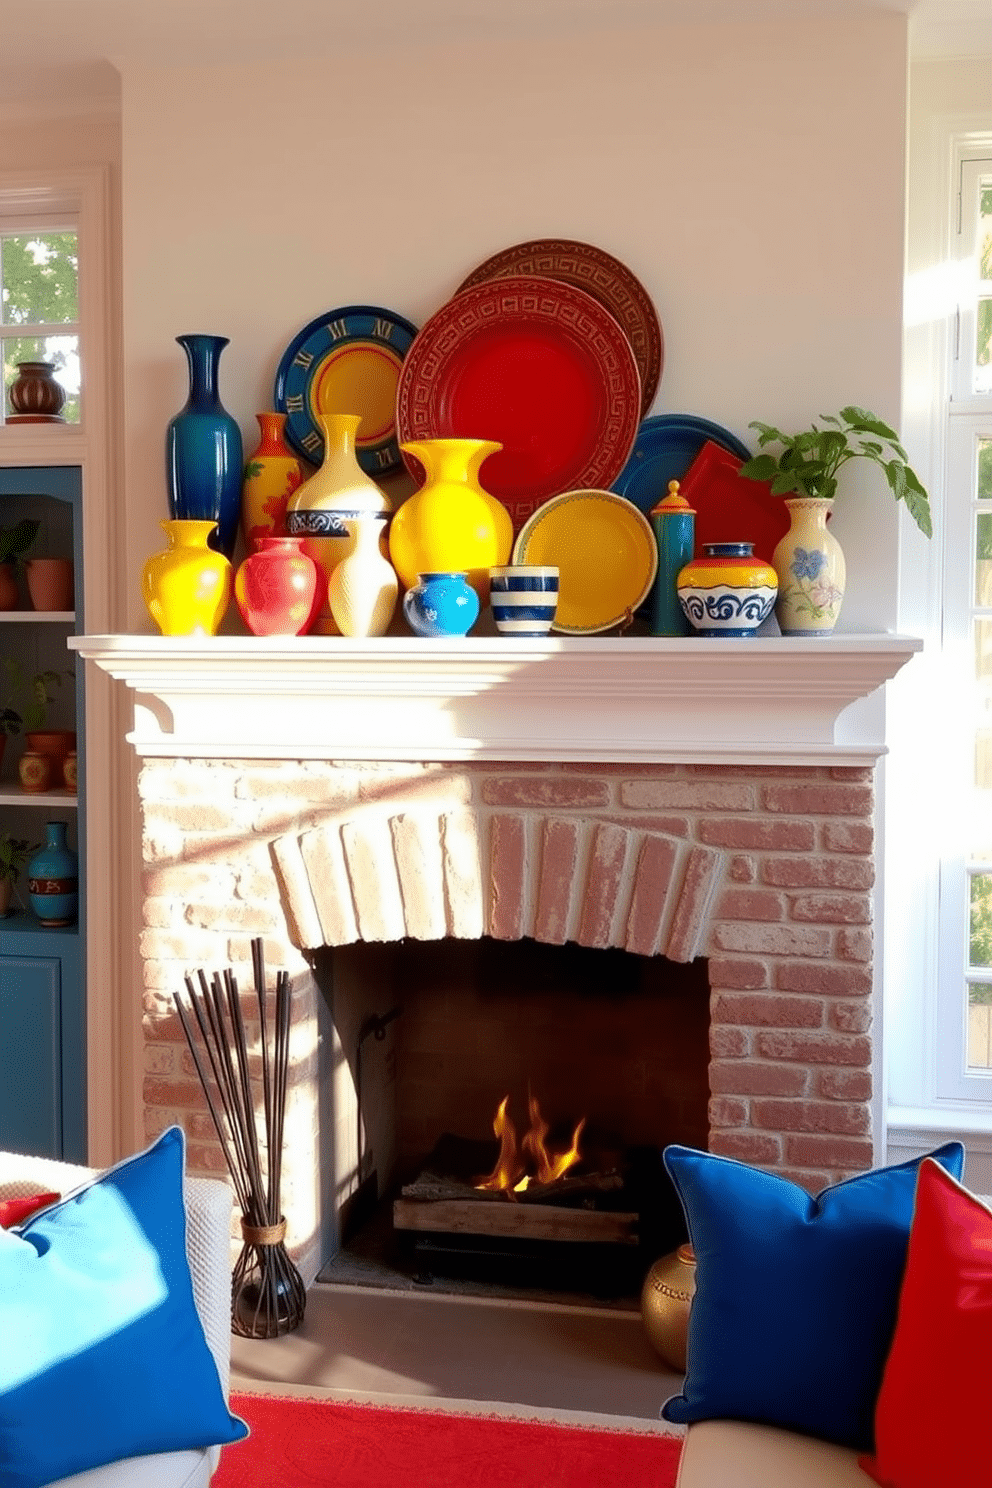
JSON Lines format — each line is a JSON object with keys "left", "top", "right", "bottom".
{"left": 0, "top": 1192, "right": 60, "bottom": 1229}
{"left": 859, "top": 1157, "right": 992, "bottom": 1487}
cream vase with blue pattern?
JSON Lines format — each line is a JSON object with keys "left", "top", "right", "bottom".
{"left": 771, "top": 496, "right": 846, "bottom": 636}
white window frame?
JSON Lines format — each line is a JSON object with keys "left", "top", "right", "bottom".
{"left": 936, "top": 410, "right": 992, "bottom": 1104}
{"left": 952, "top": 158, "right": 992, "bottom": 405}
{"left": 934, "top": 150, "right": 992, "bottom": 1107}
{"left": 887, "top": 130, "right": 992, "bottom": 1146}
{"left": 0, "top": 211, "right": 81, "bottom": 424}
{"left": 0, "top": 164, "right": 133, "bottom": 1168}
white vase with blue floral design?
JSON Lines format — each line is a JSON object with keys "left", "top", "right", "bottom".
{"left": 771, "top": 497, "right": 846, "bottom": 636}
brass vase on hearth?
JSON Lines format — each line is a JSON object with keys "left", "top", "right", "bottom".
{"left": 641, "top": 1242, "right": 696, "bottom": 1371}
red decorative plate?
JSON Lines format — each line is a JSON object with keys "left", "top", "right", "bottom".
{"left": 396, "top": 276, "right": 642, "bottom": 533}
{"left": 677, "top": 440, "right": 789, "bottom": 562}
{"left": 456, "top": 238, "right": 663, "bottom": 416}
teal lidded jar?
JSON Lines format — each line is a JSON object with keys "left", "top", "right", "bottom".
{"left": 28, "top": 821, "right": 79, "bottom": 927}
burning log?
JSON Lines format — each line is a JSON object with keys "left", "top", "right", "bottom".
{"left": 474, "top": 1092, "right": 587, "bottom": 1194}
{"left": 393, "top": 1196, "right": 638, "bottom": 1246}
{"left": 394, "top": 1092, "right": 639, "bottom": 1250}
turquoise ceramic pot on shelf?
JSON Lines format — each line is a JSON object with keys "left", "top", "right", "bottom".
{"left": 403, "top": 571, "right": 479, "bottom": 638}
{"left": 28, "top": 821, "right": 79, "bottom": 928}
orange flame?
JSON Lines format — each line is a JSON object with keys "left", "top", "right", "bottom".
{"left": 474, "top": 1092, "right": 585, "bottom": 1193}
{"left": 474, "top": 1097, "right": 521, "bottom": 1192}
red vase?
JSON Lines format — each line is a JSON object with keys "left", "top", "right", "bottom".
{"left": 234, "top": 535, "right": 322, "bottom": 636}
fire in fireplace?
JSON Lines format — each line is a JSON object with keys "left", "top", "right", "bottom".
{"left": 474, "top": 1092, "right": 585, "bottom": 1191}
{"left": 318, "top": 935, "right": 708, "bottom": 1303}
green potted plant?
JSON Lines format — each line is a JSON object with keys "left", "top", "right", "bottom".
{"left": 0, "top": 832, "right": 39, "bottom": 917}
{"left": 737, "top": 406, "right": 932, "bottom": 636}
{"left": 1, "top": 658, "right": 73, "bottom": 776}
{"left": 739, "top": 406, "right": 932, "bottom": 536}
{"left": 0, "top": 518, "right": 40, "bottom": 609}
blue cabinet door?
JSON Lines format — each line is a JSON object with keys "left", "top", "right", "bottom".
{"left": 0, "top": 955, "right": 62, "bottom": 1156}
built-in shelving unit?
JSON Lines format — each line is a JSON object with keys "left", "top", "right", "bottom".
{"left": 0, "top": 465, "right": 86, "bottom": 1160}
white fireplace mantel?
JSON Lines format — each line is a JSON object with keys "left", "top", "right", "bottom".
{"left": 70, "top": 632, "right": 922, "bottom": 767}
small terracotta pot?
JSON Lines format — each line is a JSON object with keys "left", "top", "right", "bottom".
{"left": 26, "top": 726, "right": 76, "bottom": 761}
{"left": 25, "top": 558, "right": 74, "bottom": 612}
{"left": 18, "top": 750, "right": 53, "bottom": 793}
{"left": 62, "top": 749, "right": 78, "bottom": 793}
{"left": 0, "top": 563, "right": 20, "bottom": 611}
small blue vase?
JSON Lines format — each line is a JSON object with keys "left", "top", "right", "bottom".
{"left": 166, "top": 334, "right": 244, "bottom": 560}
{"left": 28, "top": 821, "right": 79, "bottom": 927}
{"left": 403, "top": 571, "right": 479, "bottom": 638}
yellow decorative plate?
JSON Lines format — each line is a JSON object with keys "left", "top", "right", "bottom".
{"left": 512, "top": 489, "right": 658, "bottom": 634}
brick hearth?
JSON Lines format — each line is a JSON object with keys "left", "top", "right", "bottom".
{"left": 137, "top": 756, "right": 875, "bottom": 1284}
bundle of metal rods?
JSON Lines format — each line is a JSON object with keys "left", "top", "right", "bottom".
{"left": 174, "top": 936, "right": 306, "bottom": 1338}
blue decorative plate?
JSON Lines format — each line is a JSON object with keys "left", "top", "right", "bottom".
{"left": 274, "top": 305, "right": 418, "bottom": 475}
{"left": 610, "top": 413, "right": 753, "bottom": 518}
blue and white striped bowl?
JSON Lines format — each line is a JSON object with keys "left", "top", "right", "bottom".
{"left": 489, "top": 565, "right": 560, "bottom": 636}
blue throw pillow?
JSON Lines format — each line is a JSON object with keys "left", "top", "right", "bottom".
{"left": 660, "top": 1141, "right": 965, "bottom": 1451}
{"left": 0, "top": 1126, "right": 247, "bottom": 1488}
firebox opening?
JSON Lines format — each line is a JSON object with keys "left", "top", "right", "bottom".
{"left": 313, "top": 935, "right": 710, "bottom": 1307}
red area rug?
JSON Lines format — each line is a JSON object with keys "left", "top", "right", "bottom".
{"left": 214, "top": 1392, "right": 683, "bottom": 1487}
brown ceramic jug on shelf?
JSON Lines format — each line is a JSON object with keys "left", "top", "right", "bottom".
{"left": 7, "top": 361, "right": 66, "bottom": 422}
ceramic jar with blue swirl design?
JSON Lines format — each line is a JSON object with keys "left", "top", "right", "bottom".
{"left": 676, "top": 542, "right": 777, "bottom": 637}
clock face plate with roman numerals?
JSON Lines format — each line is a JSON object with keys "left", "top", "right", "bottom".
{"left": 274, "top": 304, "right": 418, "bottom": 475}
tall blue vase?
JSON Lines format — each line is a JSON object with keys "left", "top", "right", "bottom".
{"left": 28, "top": 821, "right": 79, "bottom": 928}
{"left": 166, "top": 334, "right": 243, "bottom": 560}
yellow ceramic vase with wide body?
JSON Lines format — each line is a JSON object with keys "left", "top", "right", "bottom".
{"left": 141, "top": 519, "right": 232, "bottom": 636}
{"left": 390, "top": 438, "right": 512, "bottom": 601}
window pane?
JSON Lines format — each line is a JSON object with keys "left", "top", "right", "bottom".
{"left": 975, "top": 513, "right": 992, "bottom": 603}
{"left": 969, "top": 873, "right": 992, "bottom": 966}
{"left": 2, "top": 334, "right": 80, "bottom": 423}
{"left": 969, "top": 983, "right": 992, "bottom": 1069}
{"left": 0, "top": 232, "right": 78, "bottom": 326}
{"left": 978, "top": 299, "right": 992, "bottom": 394}
{"left": 981, "top": 439, "right": 992, "bottom": 501}
{"left": 973, "top": 614, "right": 992, "bottom": 782}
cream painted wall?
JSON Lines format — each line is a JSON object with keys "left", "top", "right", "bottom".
{"left": 120, "top": 10, "right": 910, "bottom": 632}
{"left": 0, "top": 108, "right": 120, "bottom": 170}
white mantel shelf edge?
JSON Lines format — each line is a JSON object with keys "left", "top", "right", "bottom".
{"left": 69, "top": 633, "right": 922, "bottom": 767}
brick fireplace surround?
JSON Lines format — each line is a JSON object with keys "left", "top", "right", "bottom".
{"left": 73, "top": 633, "right": 919, "bottom": 1285}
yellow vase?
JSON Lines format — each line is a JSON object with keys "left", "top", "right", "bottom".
{"left": 390, "top": 438, "right": 511, "bottom": 601}
{"left": 286, "top": 412, "right": 391, "bottom": 634}
{"left": 141, "top": 519, "right": 232, "bottom": 636}
{"left": 241, "top": 411, "right": 303, "bottom": 552}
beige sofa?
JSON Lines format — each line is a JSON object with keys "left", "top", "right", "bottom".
{"left": 0, "top": 1148, "right": 234, "bottom": 1488}
{"left": 676, "top": 1420, "right": 872, "bottom": 1486}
